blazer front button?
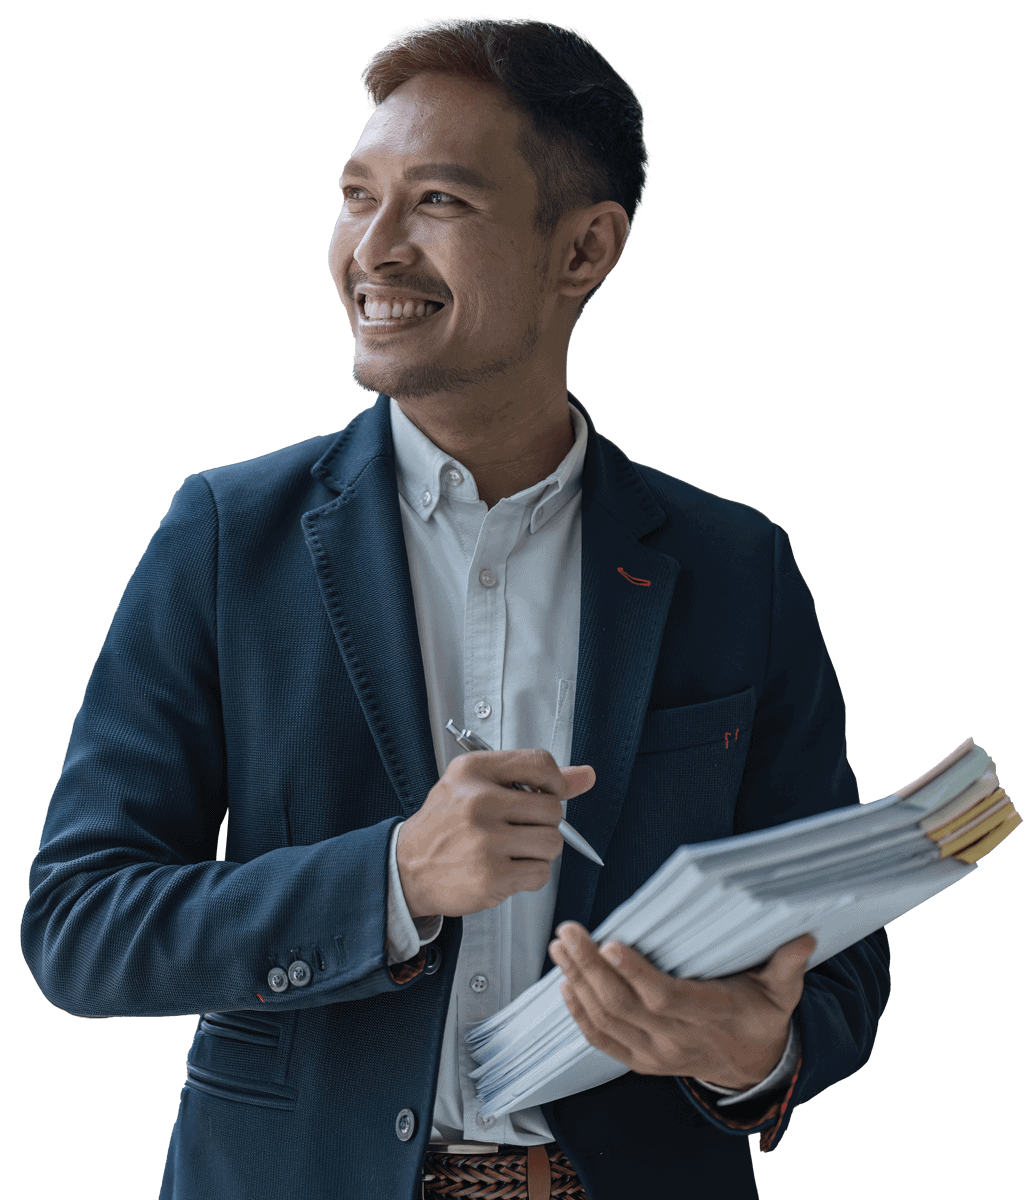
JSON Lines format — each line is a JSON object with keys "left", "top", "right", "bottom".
{"left": 288, "top": 960, "right": 312, "bottom": 987}
{"left": 267, "top": 967, "right": 288, "bottom": 993}
{"left": 395, "top": 1108, "right": 417, "bottom": 1141}
{"left": 424, "top": 944, "right": 441, "bottom": 975}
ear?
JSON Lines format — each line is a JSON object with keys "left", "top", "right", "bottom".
{"left": 556, "top": 201, "right": 630, "bottom": 302}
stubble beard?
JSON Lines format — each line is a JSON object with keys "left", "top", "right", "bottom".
{"left": 352, "top": 319, "right": 542, "bottom": 401}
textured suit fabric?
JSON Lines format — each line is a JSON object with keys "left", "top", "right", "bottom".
{"left": 22, "top": 393, "right": 890, "bottom": 1199}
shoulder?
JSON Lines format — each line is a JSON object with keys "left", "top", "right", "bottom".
{"left": 156, "top": 432, "right": 345, "bottom": 554}
{"left": 632, "top": 460, "right": 781, "bottom": 558}
{"left": 196, "top": 432, "right": 342, "bottom": 506}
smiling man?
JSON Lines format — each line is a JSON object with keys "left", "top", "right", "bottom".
{"left": 23, "top": 19, "right": 889, "bottom": 1200}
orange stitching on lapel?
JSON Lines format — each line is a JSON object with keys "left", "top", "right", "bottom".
{"left": 617, "top": 567, "right": 651, "bottom": 586}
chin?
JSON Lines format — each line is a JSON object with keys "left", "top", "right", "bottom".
{"left": 353, "top": 359, "right": 482, "bottom": 401}
{"left": 353, "top": 324, "right": 541, "bottom": 400}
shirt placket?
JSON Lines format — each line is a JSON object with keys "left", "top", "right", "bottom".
{"left": 455, "top": 496, "right": 533, "bottom": 1141}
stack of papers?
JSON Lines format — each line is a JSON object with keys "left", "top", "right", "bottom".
{"left": 467, "top": 739, "right": 1020, "bottom": 1120}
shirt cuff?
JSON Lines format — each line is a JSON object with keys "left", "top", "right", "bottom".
{"left": 386, "top": 820, "right": 444, "bottom": 966}
{"left": 693, "top": 1018, "right": 799, "bottom": 1107}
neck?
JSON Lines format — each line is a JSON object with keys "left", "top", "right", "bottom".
{"left": 392, "top": 368, "right": 574, "bottom": 508}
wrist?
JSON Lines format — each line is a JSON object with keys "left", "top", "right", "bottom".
{"left": 702, "top": 1022, "right": 791, "bottom": 1091}
{"left": 395, "top": 820, "right": 435, "bottom": 919}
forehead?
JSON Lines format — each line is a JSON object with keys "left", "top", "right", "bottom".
{"left": 348, "top": 74, "right": 532, "bottom": 181}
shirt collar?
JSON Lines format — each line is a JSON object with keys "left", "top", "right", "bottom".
{"left": 389, "top": 398, "right": 587, "bottom": 534}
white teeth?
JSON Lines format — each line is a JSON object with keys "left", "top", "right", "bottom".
{"left": 360, "top": 296, "right": 442, "bottom": 319}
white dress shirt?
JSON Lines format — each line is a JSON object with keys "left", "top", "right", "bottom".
{"left": 382, "top": 398, "right": 796, "bottom": 1144}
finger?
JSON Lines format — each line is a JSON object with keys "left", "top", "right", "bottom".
{"left": 560, "top": 981, "right": 635, "bottom": 1070}
{"left": 497, "top": 823, "right": 564, "bottom": 862}
{"left": 496, "top": 787, "right": 565, "bottom": 829}
{"left": 594, "top": 941, "right": 676, "bottom": 1015}
{"left": 506, "top": 858, "right": 554, "bottom": 896}
{"left": 457, "top": 747, "right": 567, "bottom": 795}
{"left": 556, "top": 958, "right": 654, "bottom": 1056}
{"left": 553, "top": 924, "right": 640, "bottom": 1014}
{"left": 559, "top": 764, "right": 596, "bottom": 799}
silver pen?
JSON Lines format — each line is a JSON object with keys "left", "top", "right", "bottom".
{"left": 445, "top": 718, "right": 604, "bottom": 867}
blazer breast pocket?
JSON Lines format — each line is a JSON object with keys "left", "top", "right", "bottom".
{"left": 630, "top": 687, "right": 756, "bottom": 845}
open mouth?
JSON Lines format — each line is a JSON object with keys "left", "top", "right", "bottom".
{"left": 356, "top": 292, "right": 445, "bottom": 321}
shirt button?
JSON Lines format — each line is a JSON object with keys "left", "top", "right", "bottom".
{"left": 469, "top": 973, "right": 489, "bottom": 994}
{"left": 420, "top": 490, "right": 432, "bottom": 507}
{"left": 473, "top": 700, "right": 492, "bottom": 720}
{"left": 476, "top": 1112, "right": 495, "bottom": 1128}
{"left": 447, "top": 469, "right": 462, "bottom": 485}
{"left": 478, "top": 569, "right": 496, "bottom": 588}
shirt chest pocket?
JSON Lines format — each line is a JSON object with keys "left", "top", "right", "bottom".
{"left": 629, "top": 687, "right": 757, "bottom": 844}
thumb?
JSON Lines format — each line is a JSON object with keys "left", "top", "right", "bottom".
{"left": 758, "top": 933, "right": 816, "bottom": 997}
{"left": 560, "top": 764, "right": 596, "bottom": 799}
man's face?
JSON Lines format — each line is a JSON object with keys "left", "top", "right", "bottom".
{"left": 329, "top": 74, "right": 552, "bottom": 400}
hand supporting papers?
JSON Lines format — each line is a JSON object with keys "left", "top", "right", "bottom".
{"left": 548, "top": 921, "right": 815, "bottom": 1090}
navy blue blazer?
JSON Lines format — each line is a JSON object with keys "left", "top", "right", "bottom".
{"left": 23, "top": 394, "right": 889, "bottom": 1199}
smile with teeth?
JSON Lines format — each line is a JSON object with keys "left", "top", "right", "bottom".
{"left": 360, "top": 294, "right": 444, "bottom": 320}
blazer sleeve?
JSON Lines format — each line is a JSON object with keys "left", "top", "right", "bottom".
{"left": 674, "top": 524, "right": 891, "bottom": 1150}
{"left": 21, "top": 473, "right": 426, "bottom": 1020}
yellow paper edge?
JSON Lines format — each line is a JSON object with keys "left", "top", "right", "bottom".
{"left": 940, "top": 804, "right": 1016, "bottom": 857}
{"left": 926, "top": 787, "right": 1006, "bottom": 840}
{"left": 953, "top": 812, "right": 1022, "bottom": 863}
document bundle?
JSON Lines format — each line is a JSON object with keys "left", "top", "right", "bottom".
{"left": 467, "top": 739, "right": 1020, "bottom": 1120}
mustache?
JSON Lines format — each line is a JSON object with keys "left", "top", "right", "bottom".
{"left": 346, "top": 269, "right": 453, "bottom": 305}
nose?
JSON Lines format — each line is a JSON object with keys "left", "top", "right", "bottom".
{"left": 353, "top": 201, "right": 418, "bottom": 275}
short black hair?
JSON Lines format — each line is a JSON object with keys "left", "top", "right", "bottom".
{"left": 363, "top": 20, "right": 647, "bottom": 241}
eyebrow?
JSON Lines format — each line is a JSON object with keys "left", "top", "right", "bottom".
{"left": 340, "top": 158, "right": 497, "bottom": 191}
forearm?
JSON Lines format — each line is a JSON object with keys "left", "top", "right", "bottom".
{"left": 23, "top": 814, "right": 422, "bottom": 1017}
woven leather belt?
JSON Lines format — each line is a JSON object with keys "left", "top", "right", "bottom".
{"left": 421, "top": 1141, "right": 587, "bottom": 1199}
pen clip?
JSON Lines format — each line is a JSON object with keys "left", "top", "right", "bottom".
{"left": 445, "top": 718, "right": 493, "bottom": 753}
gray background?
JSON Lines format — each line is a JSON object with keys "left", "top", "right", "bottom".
{"left": 3, "top": 2, "right": 1030, "bottom": 1195}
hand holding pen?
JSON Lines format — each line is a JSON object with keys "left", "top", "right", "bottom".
{"left": 393, "top": 725, "right": 600, "bottom": 920}
{"left": 446, "top": 720, "right": 604, "bottom": 866}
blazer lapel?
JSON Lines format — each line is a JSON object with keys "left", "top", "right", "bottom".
{"left": 301, "top": 394, "right": 439, "bottom": 817}
{"left": 301, "top": 392, "right": 680, "bottom": 933}
{"left": 549, "top": 396, "right": 681, "bottom": 941}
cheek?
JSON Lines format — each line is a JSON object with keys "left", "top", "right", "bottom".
{"left": 329, "top": 220, "right": 357, "bottom": 275}
{"left": 463, "top": 254, "right": 539, "bottom": 323}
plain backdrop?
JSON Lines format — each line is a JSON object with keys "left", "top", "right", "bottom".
{"left": 3, "top": 2, "right": 1031, "bottom": 1196}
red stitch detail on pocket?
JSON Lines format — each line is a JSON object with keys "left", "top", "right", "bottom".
{"left": 725, "top": 732, "right": 731, "bottom": 749}
{"left": 256, "top": 993, "right": 265, "bottom": 1003}
{"left": 617, "top": 567, "right": 651, "bottom": 586}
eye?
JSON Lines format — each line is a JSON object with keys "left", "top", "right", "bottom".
{"left": 422, "top": 191, "right": 460, "bottom": 207}
{"left": 341, "top": 186, "right": 373, "bottom": 208}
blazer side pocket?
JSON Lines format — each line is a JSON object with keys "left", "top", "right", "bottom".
{"left": 184, "top": 1062, "right": 298, "bottom": 1111}
{"left": 199, "top": 1011, "right": 281, "bottom": 1047}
